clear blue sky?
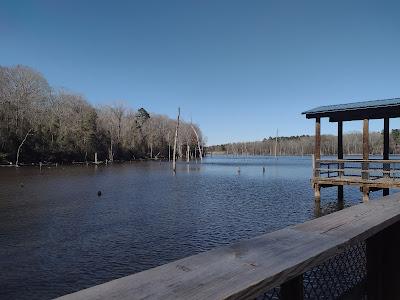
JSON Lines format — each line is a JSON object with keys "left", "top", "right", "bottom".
{"left": 1, "top": 0, "right": 400, "bottom": 145}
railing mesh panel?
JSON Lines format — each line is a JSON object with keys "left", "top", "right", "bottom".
{"left": 258, "top": 287, "right": 280, "bottom": 300}
{"left": 258, "top": 242, "right": 367, "bottom": 300}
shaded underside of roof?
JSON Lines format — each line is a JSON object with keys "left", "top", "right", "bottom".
{"left": 303, "top": 98, "right": 400, "bottom": 121}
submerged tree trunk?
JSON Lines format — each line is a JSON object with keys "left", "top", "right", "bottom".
{"left": 150, "top": 144, "right": 153, "bottom": 159}
{"left": 16, "top": 129, "right": 32, "bottom": 166}
{"left": 191, "top": 124, "right": 203, "bottom": 162}
{"left": 186, "top": 144, "right": 190, "bottom": 163}
{"left": 172, "top": 108, "right": 180, "bottom": 172}
{"left": 109, "top": 136, "right": 114, "bottom": 162}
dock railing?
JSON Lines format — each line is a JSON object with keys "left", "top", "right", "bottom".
{"left": 56, "top": 194, "right": 400, "bottom": 300}
{"left": 316, "top": 158, "right": 400, "bottom": 180}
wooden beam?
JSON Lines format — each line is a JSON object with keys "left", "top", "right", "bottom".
{"left": 56, "top": 194, "right": 400, "bottom": 300}
{"left": 306, "top": 106, "right": 400, "bottom": 122}
{"left": 384, "top": 118, "right": 390, "bottom": 160}
{"left": 383, "top": 118, "right": 390, "bottom": 196}
{"left": 337, "top": 121, "right": 343, "bottom": 160}
{"left": 367, "top": 221, "right": 400, "bottom": 299}
{"left": 315, "top": 117, "right": 321, "bottom": 160}
{"left": 314, "top": 118, "right": 321, "bottom": 179}
{"left": 362, "top": 119, "right": 369, "bottom": 202}
{"left": 363, "top": 119, "right": 369, "bottom": 162}
{"left": 280, "top": 275, "right": 304, "bottom": 300}
{"left": 317, "top": 159, "right": 400, "bottom": 163}
{"left": 338, "top": 121, "right": 344, "bottom": 200}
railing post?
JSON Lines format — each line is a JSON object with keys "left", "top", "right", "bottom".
{"left": 314, "top": 118, "right": 321, "bottom": 179}
{"left": 383, "top": 117, "right": 390, "bottom": 196}
{"left": 338, "top": 121, "right": 344, "bottom": 200}
{"left": 367, "top": 221, "right": 400, "bottom": 299}
{"left": 362, "top": 119, "right": 369, "bottom": 202}
{"left": 280, "top": 275, "right": 304, "bottom": 300}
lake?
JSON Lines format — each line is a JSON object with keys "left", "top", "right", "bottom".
{"left": 0, "top": 156, "right": 385, "bottom": 299}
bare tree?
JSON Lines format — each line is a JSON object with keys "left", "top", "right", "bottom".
{"left": 0, "top": 65, "right": 206, "bottom": 164}
{"left": 15, "top": 128, "right": 32, "bottom": 166}
{"left": 172, "top": 108, "right": 180, "bottom": 172}
{"left": 191, "top": 123, "right": 203, "bottom": 161}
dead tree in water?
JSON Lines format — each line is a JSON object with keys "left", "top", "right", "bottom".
{"left": 167, "top": 132, "right": 171, "bottom": 161}
{"left": 16, "top": 129, "right": 32, "bottom": 166}
{"left": 191, "top": 124, "right": 203, "bottom": 162}
{"left": 172, "top": 108, "right": 180, "bottom": 172}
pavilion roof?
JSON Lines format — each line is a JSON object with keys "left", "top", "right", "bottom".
{"left": 303, "top": 98, "right": 400, "bottom": 121}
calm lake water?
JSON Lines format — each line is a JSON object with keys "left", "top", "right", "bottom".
{"left": 0, "top": 156, "right": 387, "bottom": 299}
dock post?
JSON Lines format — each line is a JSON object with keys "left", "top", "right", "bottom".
{"left": 314, "top": 200, "right": 321, "bottom": 218}
{"left": 362, "top": 119, "right": 369, "bottom": 202}
{"left": 313, "top": 118, "right": 321, "bottom": 203}
{"left": 362, "top": 186, "right": 369, "bottom": 202}
{"left": 337, "top": 121, "right": 344, "bottom": 201}
{"left": 280, "top": 275, "right": 304, "bottom": 300}
{"left": 383, "top": 117, "right": 390, "bottom": 196}
{"left": 367, "top": 221, "right": 400, "bottom": 299}
{"left": 314, "top": 118, "right": 321, "bottom": 179}
{"left": 314, "top": 184, "right": 321, "bottom": 201}
{"left": 338, "top": 186, "right": 344, "bottom": 201}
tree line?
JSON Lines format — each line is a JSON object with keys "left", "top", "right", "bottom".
{"left": 0, "top": 65, "right": 204, "bottom": 165}
{"left": 208, "top": 131, "right": 400, "bottom": 156}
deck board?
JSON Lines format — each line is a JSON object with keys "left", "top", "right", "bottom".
{"left": 314, "top": 175, "right": 400, "bottom": 188}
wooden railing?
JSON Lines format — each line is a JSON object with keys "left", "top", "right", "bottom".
{"left": 56, "top": 194, "right": 400, "bottom": 300}
{"left": 315, "top": 158, "right": 400, "bottom": 180}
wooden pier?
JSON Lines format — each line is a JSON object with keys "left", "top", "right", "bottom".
{"left": 303, "top": 98, "right": 400, "bottom": 202}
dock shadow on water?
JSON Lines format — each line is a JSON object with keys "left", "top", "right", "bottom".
{"left": 0, "top": 156, "right": 389, "bottom": 299}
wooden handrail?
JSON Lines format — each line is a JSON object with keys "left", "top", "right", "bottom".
{"left": 56, "top": 194, "right": 400, "bottom": 300}
{"left": 317, "top": 159, "right": 400, "bottom": 164}
{"left": 316, "top": 168, "right": 400, "bottom": 174}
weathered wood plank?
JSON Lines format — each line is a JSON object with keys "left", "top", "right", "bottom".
{"left": 316, "top": 167, "right": 400, "bottom": 174}
{"left": 314, "top": 118, "right": 321, "bottom": 178}
{"left": 337, "top": 121, "right": 344, "bottom": 199}
{"left": 56, "top": 194, "right": 400, "bottom": 300}
{"left": 362, "top": 119, "right": 369, "bottom": 185}
{"left": 383, "top": 118, "right": 390, "bottom": 196}
{"left": 313, "top": 176, "right": 400, "bottom": 188}
{"left": 318, "top": 159, "right": 400, "bottom": 163}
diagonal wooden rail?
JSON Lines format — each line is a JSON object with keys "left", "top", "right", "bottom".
{"left": 56, "top": 194, "right": 400, "bottom": 300}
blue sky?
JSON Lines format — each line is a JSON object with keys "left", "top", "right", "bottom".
{"left": 1, "top": 0, "right": 400, "bottom": 145}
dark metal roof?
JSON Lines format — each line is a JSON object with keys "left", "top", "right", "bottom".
{"left": 302, "top": 97, "right": 400, "bottom": 121}
{"left": 302, "top": 98, "right": 400, "bottom": 115}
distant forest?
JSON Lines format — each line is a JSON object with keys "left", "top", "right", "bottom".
{"left": 208, "top": 131, "right": 400, "bottom": 156}
{"left": 0, "top": 65, "right": 204, "bottom": 165}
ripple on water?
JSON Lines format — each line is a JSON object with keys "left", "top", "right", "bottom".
{"left": 0, "top": 157, "right": 387, "bottom": 299}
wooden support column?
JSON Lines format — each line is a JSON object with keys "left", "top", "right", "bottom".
{"left": 281, "top": 275, "right": 304, "bottom": 300}
{"left": 362, "top": 119, "right": 369, "bottom": 202}
{"left": 337, "top": 121, "right": 344, "bottom": 201}
{"left": 367, "top": 221, "right": 400, "bottom": 299}
{"left": 314, "top": 118, "right": 321, "bottom": 201}
{"left": 383, "top": 118, "right": 390, "bottom": 196}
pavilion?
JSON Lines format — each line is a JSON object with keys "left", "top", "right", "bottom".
{"left": 303, "top": 98, "right": 400, "bottom": 202}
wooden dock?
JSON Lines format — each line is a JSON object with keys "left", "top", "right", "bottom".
{"left": 303, "top": 98, "right": 400, "bottom": 201}
{"left": 313, "top": 158, "right": 400, "bottom": 201}
{"left": 55, "top": 193, "right": 400, "bottom": 300}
